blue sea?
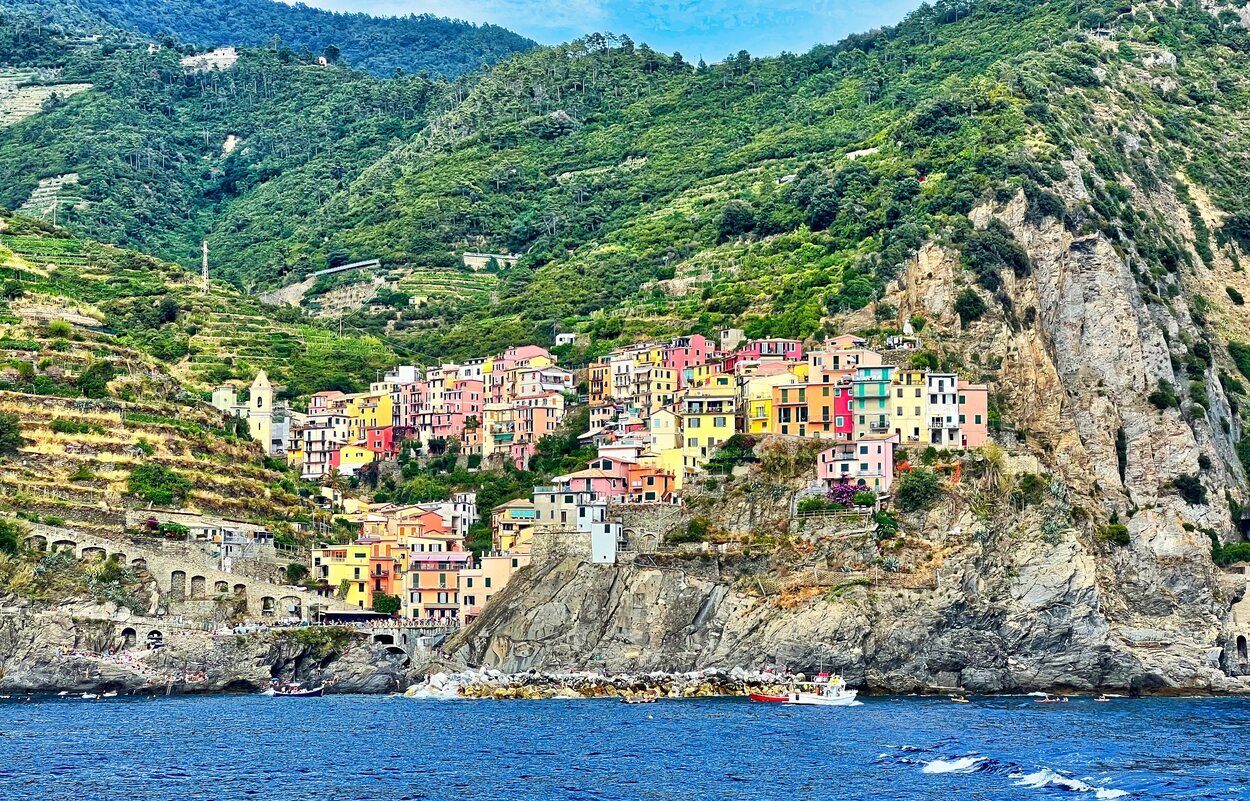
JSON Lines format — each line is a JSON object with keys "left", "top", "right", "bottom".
{"left": 1, "top": 694, "right": 1247, "bottom": 800}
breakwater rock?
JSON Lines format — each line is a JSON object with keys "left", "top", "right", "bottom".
{"left": 404, "top": 666, "right": 795, "bottom": 700}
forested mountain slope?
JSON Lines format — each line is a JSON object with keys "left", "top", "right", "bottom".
{"left": 232, "top": 0, "right": 1246, "bottom": 363}
{"left": 0, "top": 0, "right": 535, "bottom": 77}
{"left": 0, "top": 16, "right": 441, "bottom": 284}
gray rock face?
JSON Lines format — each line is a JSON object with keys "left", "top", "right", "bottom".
{"left": 449, "top": 165, "right": 1250, "bottom": 696}
{"left": 0, "top": 600, "right": 417, "bottom": 695}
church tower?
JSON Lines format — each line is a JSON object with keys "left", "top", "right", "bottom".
{"left": 248, "top": 370, "right": 274, "bottom": 454}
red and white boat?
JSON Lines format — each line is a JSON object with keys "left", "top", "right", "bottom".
{"left": 749, "top": 674, "right": 858, "bottom": 706}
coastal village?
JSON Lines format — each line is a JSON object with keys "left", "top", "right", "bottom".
{"left": 203, "top": 328, "right": 991, "bottom": 626}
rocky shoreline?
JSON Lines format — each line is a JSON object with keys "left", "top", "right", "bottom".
{"left": 404, "top": 666, "right": 799, "bottom": 700}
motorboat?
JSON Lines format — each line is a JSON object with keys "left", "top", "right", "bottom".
{"left": 749, "top": 674, "right": 858, "bottom": 706}
{"left": 268, "top": 684, "right": 324, "bottom": 698}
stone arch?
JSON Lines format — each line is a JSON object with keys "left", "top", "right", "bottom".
{"left": 190, "top": 575, "right": 207, "bottom": 598}
{"left": 214, "top": 581, "right": 229, "bottom": 594}
{"left": 131, "top": 557, "right": 147, "bottom": 569}
{"left": 170, "top": 570, "right": 187, "bottom": 601}
{"left": 279, "top": 596, "right": 301, "bottom": 618}
{"left": 26, "top": 534, "right": 47, "bottom": 551}
{"left": 260, "top": 596, "right": 276, "bottom": 616}
{"left": 384, "top": 645, "right": 406, "bottom": 657}
{"left": 81, "top": 546, "right": 107, "bottom": 560}
{"left": 146, "top": 630, "right": 163, "bottom": 647}
{"left": 120, "top": 627, "right": 137, "bottom": 648}
{"left": 52, "top": 539, "right": 77, "bottom": 553}
{"left": 233, "top": 583, "right": 246, "bottom": 594}
{"left": 373, "top": 633, "right": 395, "bottom": 645}
{"left": 1239, "top": 635, "right": 1247, "bottom": 661}
{"left": 112, "top": 552, "right": 126, "bottom": 565}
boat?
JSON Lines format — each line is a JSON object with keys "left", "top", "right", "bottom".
{"left": 102, "top": 691, "right": 118, "bottom": 698}
{"left": 81, "top": 693, "right": 99, "bottom": 700}
{"left": 270, "top": 685, "right": 324, "bottom": 698}
{"left": 749, "top": 674, "right": 858, "bottom": 707}
{"left": 951, "top": 695, "right": 970, "bottom": 703}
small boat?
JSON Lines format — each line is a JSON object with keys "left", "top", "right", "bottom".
{"left": 621, "top": 695, "right": 657, "bottom": 704}
{"left": 81, "top": 693, "right": 99, "bottom": 700}
{"left": 57, "top": 691, "right": 69, "bottom": 697}
{"left": 951, "top": 695, "right": 969, "bottom": 703}
{"left": 271, "top": 685, "right": 324, "bottom": 698}
{"left": 750, "top": 675, "right": 858, "bottom": 707}
{"left": 102, "top": 691, "right": 118, "bottom": 698}
{"left": 1094, "top": 694, "right": 1110, "bottom": 702}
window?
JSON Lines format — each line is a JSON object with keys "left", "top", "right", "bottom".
{"left": 959, "top": 395, "right": 966, "bottom": 404}
{"left": 975, "top": 414, "right": 983, "bottom": 424}
{"left": 465, "top": 577, "right": 473, "bottom": 588}
{"left": 714, "top": 416, "right": 726, "bottom": 427}
{"left": 688, "top": 417, "right": 701, "bottom": 428}
{"left": 859, "top": 445, "right": 868, "bottom": 454}
{"left": 835, "top": 416, "right": 844, "bottom": 427}
{"left": 485, "top": 577, "right": 492, "bottom": 588}
{"left": 959, "top": 414, "right": 966, "bottom": 424}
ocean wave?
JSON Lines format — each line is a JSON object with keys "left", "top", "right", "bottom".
{"left": 1011, "top": 768, "right": 1128, "bottom": 798}
{"left": 922, "top": 756, "right": 987, "bottom": 774}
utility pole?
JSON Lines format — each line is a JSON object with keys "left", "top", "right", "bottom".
{"left": 201, "top": 240, "right": 209, "bottom": 294}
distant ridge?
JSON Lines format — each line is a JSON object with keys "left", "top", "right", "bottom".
{"left": 0, "top": 0, "right": 536, "bottom": 77}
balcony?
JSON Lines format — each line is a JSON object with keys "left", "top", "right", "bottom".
{"left": 868, "top": 421, "right": 890, "bottom": 433}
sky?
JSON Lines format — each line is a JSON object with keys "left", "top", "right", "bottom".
{"left": 293, "top": 0, "right": 925, "bottom": 61}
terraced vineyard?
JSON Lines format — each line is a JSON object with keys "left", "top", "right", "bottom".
{"left": 0, "top": 214, "right": 395, "bottom": 396}
{"left": 395, "top": 268, "right": 498, "bottom": 305}
{"left": 0, "top": 68, "right": 91, "bottom": 128}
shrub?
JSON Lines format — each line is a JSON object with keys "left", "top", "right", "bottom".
{"left": 955, "top": 289, "right": 987, "bottom": 326}
{"left": 1148, "top": 380, "right": 1179, "bottom": 410}
{"left": 1228, "top": 287, "right": 1245, "bottom": 306}
{"left": 1099, "top": 523, "right": 1130, "bottom": 546}
{"left": 895, "top": 467, "right": 943, "bottom": 512}
{"left": 46, "top": 320, "right": 72, "bottom": 337}
{"left": 874, "top": 511, "right": 900, "bottom": 539}
{"left": 0, "top": 518, "right": 22, "bottom": 555}
{"left": 797, "top": 497, "right": 828, "bottom": 513}
{"left": 853, "top": 491, "right": 877, "bottom": 507}
{"left": 50, "top": 418, "right": 92, "bottom": 435}
{"left": 670, "top": 516, "right": 711, "bottom": 543}
{"left": 127, "top": 464, "right": 191, "bottom": 506}
{"left": 371, "top": 593, "right": 401, "bottom": 615}
{"left": 1013, "top": 473, "right": 1048, "bottom": 506}
{"left": 0, "top": 413, "right": 22, "bottom": 454}
{"left": 285, "top": 563, "right": 310, "bottom": 584}
{"left": 1172, "top": 473, "right": 1206, "bottom": 505}
{"left": 76, "top": 360, "right": 116, "bottom": 398}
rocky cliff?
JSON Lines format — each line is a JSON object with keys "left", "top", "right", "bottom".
{"left": 0, "top": 598, "right": 417, "bottom": 695}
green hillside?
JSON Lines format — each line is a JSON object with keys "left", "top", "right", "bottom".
{"left": 268, "top": 0, "right": 1250, "bottom": 359}
{"left": 0, "top": 0, "right": 535, "bottom": 77}
{"left": 1, "top": 0, "right": 1248, "bottom": 367}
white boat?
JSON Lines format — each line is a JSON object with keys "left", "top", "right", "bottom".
{"left": 81, "top": 693, "right": 99, "bottom": 700}
{"left": 102, "top": 691, "right": 118, "bottom": 698}
{"left": 750, "top": 674, "right": 858, "bottom": 706}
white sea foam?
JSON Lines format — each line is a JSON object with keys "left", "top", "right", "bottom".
{"left": 922, "top": 756, "right": 986, "bottom": 774}
{"left": 1011, "top": 768, "right": 1128, "bottom": 797}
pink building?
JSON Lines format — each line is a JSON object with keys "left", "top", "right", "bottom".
{"left": 554, "top": 468, "right": 628, "bottom": 498}
{"left": 817, "top": 434, "right": 898, "bottom": 494}
{"left": 661, "top": 334, "right": 716, "bottom": 389}
{"left": 510, "top": 393, "right": 564, "bottom": 469}
{"left": 958, "top": 381, "right": 990, "bottom": 448}
{"left": 834, "top": 382, "right": 854, "bottom": 441}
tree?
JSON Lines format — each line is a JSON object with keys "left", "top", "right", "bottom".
{"left": 895, "top": 467, "right": 943, "bottom": 512}
{"left": 0, "top": 413, "right": 22, "bottom": 454}
{"left": 716, "top": 200, "right": 756, "bottom": 241}
{"left": 954, "top": 289, "right": 987, "bottom": 326}
{"left": 0, "top": 518, "right": 21, "bottom": 555}
{"left": 285, "top": 562, "right": 310, "bottom": 584}
{"left": 372, "top": 593, "right": 401, "bottom": 615}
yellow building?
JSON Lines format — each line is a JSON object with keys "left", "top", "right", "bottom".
{"left": 891, "top": 369, "right": 928, "bottom": 445}
{"left": 311, "top": 543, "right": 373, "bottom": 609}
{"left": 742, "top": 370, "right": 802, "bottom": 434}
{"left": 643, "top": 406, "right": 686, "bottom": 488}
{"left": 337, "top": 445, "right": 376, "bottom": 477}
{"left": 491, "top": 499, "right": 537, "bottom": 553}
{"left": 678, "top": 384, "right": 737, "bottom": 472}
{"left": 343, "top": 389, "right": 394, "bottom": 442}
